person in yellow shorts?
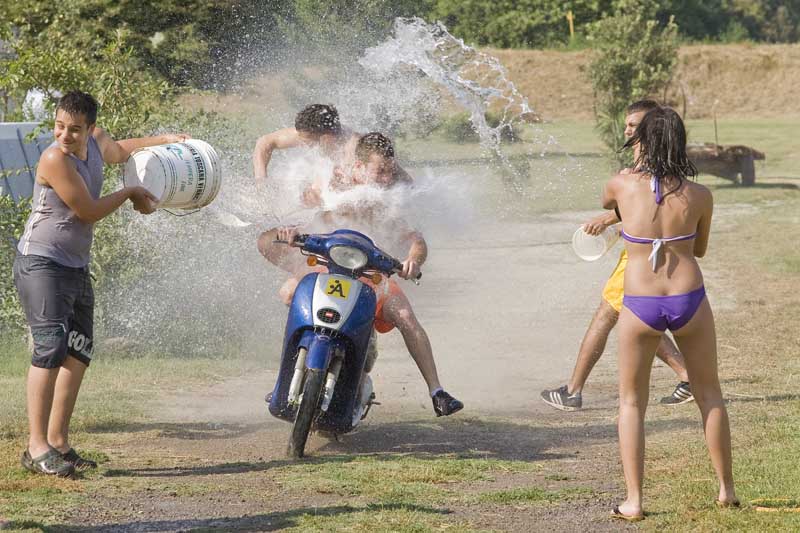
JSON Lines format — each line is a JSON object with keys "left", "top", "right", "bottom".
{"left": 540, "top": 100, "right": 693, "bottom": 411}
{"left": 602, "top": 249, "right": 628, "bottom": 314}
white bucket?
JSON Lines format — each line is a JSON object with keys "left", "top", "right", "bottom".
{"left": 572, "top": 224, "right": 621, "bottom": 261}
{"left": 122, "top": 139, "right": 221, "bottom": 210}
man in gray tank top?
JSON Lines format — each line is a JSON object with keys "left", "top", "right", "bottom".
{"left": 14, "top": 91, "right": 190, "bottom": 478}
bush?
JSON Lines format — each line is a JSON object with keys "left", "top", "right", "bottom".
{"left": 429, "top": 0, "right": 615, "bottom": 49}
{"left": 0, "top": 0, "right": 291, "bottom": 89}
{"left": 0, "top": 193, "right": 30, "bottom": 332}
{"left": 277, "top": 0, "right": 431, "bottom": 59}
{"left": 428, "top": 0, "right": 800, "bottom": 47}
{"left": 586, "top": 0, "right": 678, "bottom": 163}
{"left": 437, "top": 111, "right": 519, "bottom": 143}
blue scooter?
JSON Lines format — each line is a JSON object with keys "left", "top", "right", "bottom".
{"left": 267, "top": 229, "right": 419, "bottom": 458}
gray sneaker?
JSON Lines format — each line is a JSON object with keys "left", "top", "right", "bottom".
{"left": 659, "top": 381, "right": 694, "bottom": 405}
{"left": 540, "top": 385, "right": 582, "bottom": 411}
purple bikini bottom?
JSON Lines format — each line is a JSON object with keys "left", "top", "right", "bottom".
{"left": 623, "top": 286, "right": 706, "bottom": 332}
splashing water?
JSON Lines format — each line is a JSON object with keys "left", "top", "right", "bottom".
{"left": 98, "top": 17, "right": 590, "bottom": 359}
{"left": 361, "top": 18, "right": 545, "bottom": 156}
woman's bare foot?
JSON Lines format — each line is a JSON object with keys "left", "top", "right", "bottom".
{"left": 716, "top": 499, "right": 741, "bottom": 508}
{"left": 718, "top": 488, "right": 739, "bottom": 508}
{"left": 611, "top": 501, "right": 644, "bottom": 521}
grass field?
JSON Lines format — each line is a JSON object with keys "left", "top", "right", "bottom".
{"left": 642, "top": 194, "right": 800, "bottom": 531}
{"left": 399, "top": 116, "right": 800, "bottom": 218}
{"left": 1, "top": 117, "right": 799, "bottom": 531}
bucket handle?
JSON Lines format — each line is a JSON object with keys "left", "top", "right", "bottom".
{"left": 162, "top": 208, "right": 201, "bottom": 217}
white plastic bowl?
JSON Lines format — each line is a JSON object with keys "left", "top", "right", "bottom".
{"left": 572, "top": 224, "right": 620, "bottom": 261}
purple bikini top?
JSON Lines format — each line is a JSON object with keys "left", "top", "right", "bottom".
{"left": 621, "top": 173, "right": 696, "bottom": 271}
{"left": 621, "top": 230, "right": 696, "bottom": 271}
{"left": 651, "top": 174, "right": 664, "bottom": 204}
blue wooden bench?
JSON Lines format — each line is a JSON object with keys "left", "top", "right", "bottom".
{"left": 0, "top": 122, "right": 52, "bottom": 201}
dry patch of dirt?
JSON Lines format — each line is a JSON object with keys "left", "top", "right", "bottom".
{"left": 188, "top": 43, "right": 800, "bottom": 124}
{"left": 449, "top": 44, "right": 800, "bottom": 121}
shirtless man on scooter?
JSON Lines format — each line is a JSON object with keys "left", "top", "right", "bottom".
{"left": 252, "top": 104, "right": 411, "bottom": 201}
{"left": 258, "top": 132, "right": 463, "bottom": 417}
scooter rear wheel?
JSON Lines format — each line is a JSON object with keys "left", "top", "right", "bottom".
{"left": 288, "top": 368, "right": 325, "bottom": 459}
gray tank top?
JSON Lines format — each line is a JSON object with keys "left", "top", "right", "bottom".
{"left": 18, "top": 136, "right": 105, "bottom": 267}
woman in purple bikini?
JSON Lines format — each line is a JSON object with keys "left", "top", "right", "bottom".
{"left": 602, "top": 107, "right": 737, "bottom": 521}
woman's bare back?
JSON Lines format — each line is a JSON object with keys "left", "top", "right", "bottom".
{"left": 607, "top": 171, "right": 712, "bottom": 296}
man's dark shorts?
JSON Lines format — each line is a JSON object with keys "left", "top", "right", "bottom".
{"left": 13, "top": 254, "right": 94, "bottom": 368}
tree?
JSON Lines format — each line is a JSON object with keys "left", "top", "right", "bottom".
{"left": 0, "top": 0, "right": 288, "bottom": 89}
{"left": 586, "top": 0, "right": 678, "bottom": 163}
{"left": 429, "top": 0, "right": 614, "bottom": 48}
{"left": 277, "top": 0, "right": 431, "bottom": 60}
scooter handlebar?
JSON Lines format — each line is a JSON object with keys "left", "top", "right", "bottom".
{"left": 275, "top": 233, "right": 420, "bottom": 281}
{"left": 391, "top": 259, "right": 423, "bottom": 281}
{"left": 273, "top": 234, "right": 310, "bottom": 246}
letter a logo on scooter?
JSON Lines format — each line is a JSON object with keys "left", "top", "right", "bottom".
{"left": 326, "top": 278, "right": 350, "bottom": 299}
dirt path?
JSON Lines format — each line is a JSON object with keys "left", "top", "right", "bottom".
{"left": 57, "top": 208, "right": 746, "bottom": 531}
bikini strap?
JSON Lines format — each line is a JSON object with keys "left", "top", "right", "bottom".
{"left": 620, "top": 230, "right": 652, "bottom": 244}
{"left": 621, "top": 230, "right": 697, "bottom": 271}
{"left": 650, "top": 175, "right": 663, "bottom": 204}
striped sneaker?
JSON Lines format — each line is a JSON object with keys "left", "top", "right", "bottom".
{"left": 540, "top": 385, "right": 582, "bottom": 411}
{"left": 659, "top": 381, "right": 694, "bottom": 405}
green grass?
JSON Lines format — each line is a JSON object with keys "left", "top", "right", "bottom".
{"left": 0, "top": 470, "right": 86, "bottom": 528}
{"left": 400, "top": 116, "right": 800, "bottom": 171}
{"left": 643, "top": 402, "right": 800, "bottom": 531}
{"left": 283, "top": 502, "right": 480, "bottom": 533}
{"left": 0, "top": 336, "right": 262, "bottom": 525}
{"left": 639, "top": 195, "right": 800, "bottom": 531}
{"left": 397, "top": 117, "right": 800, "bottom": 218}
{"left": 475, "top": 486, "right": 591, "bottom": 505}
{"left": 0, "top": 337, "right": 262, "bottom": 439}
{"left": 275, "top": 454, "right": 536, "bottom": 502}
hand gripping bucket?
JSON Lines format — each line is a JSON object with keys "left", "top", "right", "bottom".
{"left": 122, "top": 139, "right": 222, "bottom": 213}
{"left": 572, "top": 224, "right": 620, "bottom": 261}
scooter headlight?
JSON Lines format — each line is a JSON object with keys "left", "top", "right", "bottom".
{"left": 329, "top": 245, "right": 368, "bottom": 270}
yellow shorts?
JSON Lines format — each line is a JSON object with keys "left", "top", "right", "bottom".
{"left": 602, "top": 249, "right": 628, "bottom": 312}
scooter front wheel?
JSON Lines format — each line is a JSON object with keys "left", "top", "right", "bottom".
{"left": 287, "top": 368, "right": 325, "bottom": 459}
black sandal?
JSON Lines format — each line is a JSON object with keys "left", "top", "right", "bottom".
{"left": 611, "top": 504, "right": 645, "bottom": 522}
{"left": 61, "top": 448, "right": 98, "bottom": 470}
{"left": 21, "top": 448, "right": 75, "bottom": 478}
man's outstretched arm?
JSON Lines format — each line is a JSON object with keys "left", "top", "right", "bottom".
{"left": 583, "top": 210, "right": 620, "bottom": 236}
{"left": 94, "top": 128, "right": 189, "bottom": 165}
{"left": 253, "top": 128, "right": 302, "bottom": 181}
{"left": 399, "top": 231, "right": 427, "bottom": 280}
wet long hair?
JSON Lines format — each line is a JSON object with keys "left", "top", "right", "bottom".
{"left": 623, "top": 106, "right": 697, "bottom": 201}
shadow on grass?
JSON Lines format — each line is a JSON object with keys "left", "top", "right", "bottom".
{"left": 104, "top": 457, "right": 297, "bottom": 478}
{"left": 101, "top": 416, "right": 696, "bottom": 478}
{"left": 726, "top": 393, "right": 799, "bottom": 403}
{"left": 85, "top": 421, "right": 261, "bottom": 440}
{"left": 1, "top": 502, "right": 451, "bottom": 532}
{"left": 712, "top": 181, "right": 799, "bottom": 190}
{"left": 318, "top": 416, "right": 697, "bottom": 461}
